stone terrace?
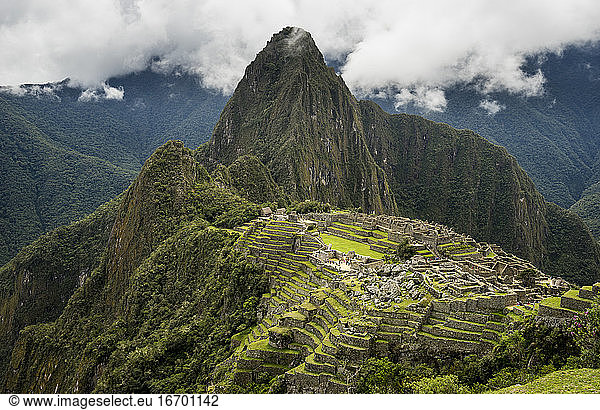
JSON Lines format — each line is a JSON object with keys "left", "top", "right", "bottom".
{"left": 219, "top": 212, "right": 594, "bottom": 393}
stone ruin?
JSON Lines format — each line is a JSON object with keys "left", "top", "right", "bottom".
{"left": 213, "top": 210, "right": 598, "bottom": 393}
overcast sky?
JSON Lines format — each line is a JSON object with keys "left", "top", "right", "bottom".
{"left": 1, "top": 0, "right": 599, "bottom": 110}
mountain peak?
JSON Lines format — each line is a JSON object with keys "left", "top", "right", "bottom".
{"left": 204, "top": 27, "right": 396, "bottom": 214}
{"left": 267, "top": 26, "right": 313, "bottom": 54}
{"left": 243, "top": 26, "right": 325, "bottom": 80}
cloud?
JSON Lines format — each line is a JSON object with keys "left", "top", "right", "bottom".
{"left": 394, "top": 87, "right": 447, "bottom": 112}
{"left": 78, "top": 83, "right": 124, "bottom": 102}
{"left": 0, "top": 83, "right": 63, "bottom": 99}
{"left": 1, "top": 0, "right": 600, "bottom": 99}
{"left": 103, "top": 84, "right": 125, "bottom": 100}
{"left": 479, "top": 99, "right": 505, "bottom": 115}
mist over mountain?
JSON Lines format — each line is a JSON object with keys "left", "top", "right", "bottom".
{"left": 374, "top": 44, "right": 600, "bottom": 207}
{"left": 0, "top": 69, "right": 226, "bottom": 264}
{"left": 3, "top": 38, "right": 600, "bottom": 269}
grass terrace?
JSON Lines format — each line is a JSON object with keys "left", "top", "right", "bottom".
{"left": 248, "top": 339, "right": 299, "bottom": 355}
{"left": 495, "top": 369, "right": 600, "bottom": 393}
{"left": 334, "top": 222, "right": 371, "bottom": 232}
{"left": 539, "top": 297, "right": 562, "bottom": 309}
{"left": 563, "top": 289, "right": 592, "bottom": 301}
{"left": 319, "top": 233, "right": 385, "bottom": 259}
{"left": 416, "top": 249, "right": 435, "bottom": 258}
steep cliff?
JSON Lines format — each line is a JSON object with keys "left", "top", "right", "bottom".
{"left": 0, "top": 197, "right": 120, "bottom": 378}
{"left": 202, "top": 27, "right": 599, "bottom": 284}
{"left": 360, "top": 101, "right": 548, "bottom": 265}
{"left": 203, "top": 27, "right": 396, "bottom": 214}
{"left": 211, "top": 155, "right": 287, "bottom": 205}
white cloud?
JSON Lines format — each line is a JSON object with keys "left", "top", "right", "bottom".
{"left": 103, "top": 84, "right": 125, "bottom": 100}
{"left": 394, "top": 87, "right": 447, "bottom": 112}
{"left": 78, "top": 83, "right": 124, "bottom": 102}
{"left": 479, "top": 99, "right": 505, "bottom": 115}
{"left": 0, "top": 83, "right": 64, "bottom": 99}
{"left": 1, "top": 0, "right": 600, "bottom": 98}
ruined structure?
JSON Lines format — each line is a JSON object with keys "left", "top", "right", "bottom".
{"left": 215, "top": 211, "right": 599, "bottom": 393}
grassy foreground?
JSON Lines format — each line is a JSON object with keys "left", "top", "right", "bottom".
{"left": 495, "top": 369, "right": 600, "bottom": 394}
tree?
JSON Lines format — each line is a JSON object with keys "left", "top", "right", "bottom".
{"left": 394, "top": 239, "right": 417, "bottom": 262}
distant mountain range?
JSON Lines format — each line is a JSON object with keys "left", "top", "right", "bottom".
{"left": 0, "top": 71, "right": 226, "bottom": 264}
{"left": 372, "top": 44, "right": 600, "bottom": 235}
{"left": 2, "top": 39, "right": 600, "bottom": 268}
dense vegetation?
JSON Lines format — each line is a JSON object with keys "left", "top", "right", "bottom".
{"left": 0, "top": 97, "right": 134, "bottom": 265}
{"left": 360, "top": 101, "right": 548, "bottom": 265}
{"left": 5, "top": 225, "right": 267, "bottom": 393}
{"left": 544, "top": 203, "right": 600, "bottom": 285}
{"left": 374, "top": 45, "right": 600, "bottom": 210}
{"left": 202, "top": 27, "right": 600, "bottom": 285}
{"left": 2, "top": 134, "right": 599, "bottom": 393}
{"left": 202, "top": 27, "right": 396, "bottom": 214}
{"left": 209, "top": 155, "right": 288, "bottom": 206}
{"left": 2, "top": 27, "right": 600, "bottom": 394}
{"left": 569, "top": 181, "right": 600, "bottom": 239}
{"left": 288, "top": 200, "right": 331, "bottom": 214}
{"left": 0, "top": 196, "right": 121, "bottom": 378}
{"left": 1, "top": 140, "right": 267, "bottom": 392}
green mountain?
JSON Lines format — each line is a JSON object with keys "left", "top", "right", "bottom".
{"left": 1, "top": 140, "right": 267, "bottom": 392}
{"left": 0, "top": 70, "right": 226, "bottom": 265}
{"left": 0, "top": 98, "right": 134, "bottom": 265}
{"left": 360, "top": 102, "right": 547, "bottom": 265}
{"left": 374, "top": 45, "right": 600, "bottom": 209}
{"left": 201, "top": 27, "right": 396, "bottom": 214}
{"left": 0, "top": 196, "right": 121, "bottom": 379}
{"left": 203, "top": 27, "right": 600, "bottom": 285}
{"left": 4, "top": 42, "right": 600, "bottom": 270}
{"left": 372, "top": 45, "right": 600, "bottom": 239}
{"left": 211, "top": 155, "right": 287, "bottom": 205}
{"left": 569, "top": 181, "right": 600, "bottom": 238}
{"left": 2, "top": 137, "right": 598, "bottom": 394}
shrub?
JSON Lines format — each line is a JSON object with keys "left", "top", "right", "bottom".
{"left": 289, "top": 200, "right": 331, "bottom": 214}
{"left": 569, "top": 299, "right": 600, "bottom": 368}
{"left": 354, "top": 358, "right": 433, "bottom": 393}
{"left": 393, "top": 239, "right": 417, "bottom": 262}
{"left": 410, "top": 374, "right": 469, "bottom": 394}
